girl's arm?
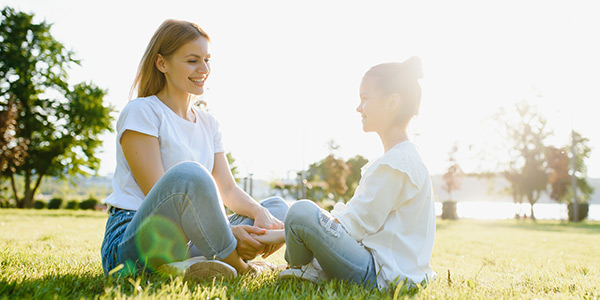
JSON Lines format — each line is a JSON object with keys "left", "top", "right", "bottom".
{"left": 121, "top": 130, "right": 164, "bottom": 195}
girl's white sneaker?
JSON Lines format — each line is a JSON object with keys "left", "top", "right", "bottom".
{"left": 278, "top": 259, "right": 326, "bottom": 282}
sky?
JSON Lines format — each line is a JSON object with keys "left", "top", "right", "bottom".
{"left": 3, "top": 0, "right": 600, "bottom": 180}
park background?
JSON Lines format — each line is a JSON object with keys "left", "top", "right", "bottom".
{"left": 2, "top": 0, "right": 600, "bottom": 220}
{"left": 2, "top": 1, "right": 600, "bottom": 299}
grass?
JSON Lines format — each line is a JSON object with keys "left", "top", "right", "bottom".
{"left": 1, "top": 209, "right": 599, "bottom": 299}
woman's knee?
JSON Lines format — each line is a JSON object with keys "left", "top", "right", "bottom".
{"left": 165, "top": 162, "right": 214, "bottom": 189}
{"left": 260, "top": 196, "right": 289, "bottom": 221}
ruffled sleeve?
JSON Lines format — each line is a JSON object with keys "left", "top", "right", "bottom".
{"left": 331, "top": 143, "right": 425, "bottom": 242}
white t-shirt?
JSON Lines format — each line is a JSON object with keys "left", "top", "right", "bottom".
{"left": 104, "top": 95, "right": 224, "bottom": 211}
{"left": 331, "top": 141, "right": 436, "bottom": 289}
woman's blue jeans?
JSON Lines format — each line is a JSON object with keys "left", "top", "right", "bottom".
{"left": 100, "top": 161, "right": 289, "bottom": 276}
{"left": 284, "top": 200, "right": 378, "bottom": 288}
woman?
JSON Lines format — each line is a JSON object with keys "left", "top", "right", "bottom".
{"left": 100, "top": 19, "right": 287, "bottom": 279}
{"left": 255, "top": 57, "right": 436, "bottom": 289}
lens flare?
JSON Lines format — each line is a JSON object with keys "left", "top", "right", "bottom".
{"left": 135, "top": 215, "right": 188, "bottom": 272}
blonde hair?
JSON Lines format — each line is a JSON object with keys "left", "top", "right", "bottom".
{"left": 366, "top": 56, "right": 423, "bottom": 118}
{"left": 131, "top": 19, "right": 210, "bottom": 99}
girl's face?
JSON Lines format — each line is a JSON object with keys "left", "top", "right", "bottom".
{"left": 357, "top": 74, "right": 391, "bottom": 133}
{"left": 158, "top": 37, "right": 211, "bottom": 96}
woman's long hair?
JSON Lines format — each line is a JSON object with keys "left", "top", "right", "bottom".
{"left": 131, "top": 19, "right": 210, "bottom": 99}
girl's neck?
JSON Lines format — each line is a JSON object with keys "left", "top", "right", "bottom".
{"left": 156, "top": 88, "right": 194, "bottom": 121}
{"left": 379, "top": 125, "right": 409, "bottom": 153}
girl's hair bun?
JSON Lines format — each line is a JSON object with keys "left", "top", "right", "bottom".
{"left": 402, "top": 56, "right": 423, "bottom": 80}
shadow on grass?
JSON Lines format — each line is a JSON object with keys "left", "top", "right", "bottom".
{"left": 0, "top": 209, "right": 108, "bottom": 219}
{"left": 0, "top": 274, "right": 106, "bottom": 298}
{"left": 0, "top": 272, "right": 407, "bottom": 299}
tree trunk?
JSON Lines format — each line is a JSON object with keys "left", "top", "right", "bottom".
{"left": 10, "top": 172, "right": 22, "bottom": 208}
{"left": 23, "top": 170, "right": 33, "bottom": 208}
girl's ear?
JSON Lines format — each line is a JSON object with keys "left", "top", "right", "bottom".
{"left": 155, "top": 54, "right": 167, "bottom": 73}
{"left": 388, "top": 93, "right": 402, "bottom": 113}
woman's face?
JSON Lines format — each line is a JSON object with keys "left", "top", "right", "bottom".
{"left": 357, "top": 74, "right": 390, "bottom": 133}
{"left": 159, "top": 37, "right": 211, "bottom": 96}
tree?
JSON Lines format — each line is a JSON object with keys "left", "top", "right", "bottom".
{"left": 442, "top": 144, "right": 462, "bottom": 200}
{"left": 322, "top": 154, "right": 350, "bottom": 201}
{"left": 0, "top": 7, "right": 114, "bottom": 208}
{"left": 546, "top": 146, "right": 570, "bottom": 203}
{"left": 226, "top": 152, "right": 240, "bottom": 183}
{"left": 495, "top": 101, "right": 551, "bottom": 220}
{"left": 0, "top": 96, "right": 28, "bottom": 174}
{"left": 342, "top": 155, "right": 368, "bottom": 201}
{"left": 303, "top": 140, "right": 353, "bottom": 203}
{"left": 567, "top": 131, "right": 595, "bottom": 204}
{"left": 547, "top": 131, "right": 594, "bottom": 204}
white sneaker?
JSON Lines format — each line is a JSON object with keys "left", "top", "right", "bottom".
{"left": 158, "top": 256, "right": 237, "bottom": 280}
{"left": 278, "top": 259, "right": 326, "bottom": 282}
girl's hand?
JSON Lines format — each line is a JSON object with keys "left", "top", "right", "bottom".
{"left": 252, "top": 207, "right": 284, "bottom": 258}
{"left": 252, "top": 229, "right": 285, "bottom": 258}
{"left": 252, "top": 229, "right": 285, "bottom": 245}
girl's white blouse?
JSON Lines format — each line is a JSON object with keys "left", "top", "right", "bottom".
{"left": 331, "top": 141, "right": 437, "bottom": 289}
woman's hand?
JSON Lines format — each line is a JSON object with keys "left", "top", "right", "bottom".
{"left": 253, "top": 206, "right": 284, "bottom": 230}
{"left": 231, "top": 225, "right": 266, "bottom": 260}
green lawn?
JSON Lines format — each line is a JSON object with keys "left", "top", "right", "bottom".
{"left": 1, "top": 209, "right": 599, "bottom": 299}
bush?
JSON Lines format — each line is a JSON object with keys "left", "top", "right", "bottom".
{"left": 79, "top": 197, "right": 98, "bottom": 210}
{"left": 33, "top": 200, "right": 46, "bottom": 209}
{"left": 442, "top": 200, "right": 459, "bottom": 220}
{"left": 0, "top": 198, "right": 15, "bottom": 208}
{"left": 47, "top": 198, "right": 63, "bottom": 209}
{"left": 65, "top": 200, "right": 78, "bottom": 210}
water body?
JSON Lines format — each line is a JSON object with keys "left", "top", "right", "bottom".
{"left": 435, "top": 202, "right": 600, "bottom": 221}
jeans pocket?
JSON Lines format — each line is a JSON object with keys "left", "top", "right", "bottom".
{"left": 318, "top": 210, "right": 344, "bottom": 238}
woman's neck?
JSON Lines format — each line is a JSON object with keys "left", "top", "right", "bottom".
{"left": 379, "top": 125, "right": 408, "bottom": 153}
{"left": 156, "top": 88, "right": 194, "bottom": 121}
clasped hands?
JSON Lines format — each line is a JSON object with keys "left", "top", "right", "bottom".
{"left": 231, "top": 207, "right": 284, "bottom": 260}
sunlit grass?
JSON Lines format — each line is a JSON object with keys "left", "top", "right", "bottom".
{"left": 1, "top": 209, "right": 599, "bottom": 299}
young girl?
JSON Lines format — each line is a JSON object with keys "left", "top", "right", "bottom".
{"left": 255, "top": 57, "right": 436, "bottom": 289}
{"left": 100, "top": 19, "right": 288, "bottom": 279}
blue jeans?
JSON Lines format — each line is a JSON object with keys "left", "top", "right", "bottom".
{"left": 100, "top": 161, "right": 289, "bottom": 276}
{"left": 284, "top": 200, "right": 378, "bottom": 288}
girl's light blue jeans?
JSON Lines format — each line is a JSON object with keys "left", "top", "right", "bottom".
{"left": 284, "top": 200, "right": 378, "bottom": 288}
{"left": 100, "top": 161, "right": 289, "bottom": 276}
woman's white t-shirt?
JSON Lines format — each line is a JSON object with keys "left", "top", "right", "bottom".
{"left": 104, "top": 95, "right": 224, "bottom": 211}
{"left": 331, "top": 141, "right": 436, "bottom": 289}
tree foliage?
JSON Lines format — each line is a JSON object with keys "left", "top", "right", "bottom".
{"left": 495, "top": 101, "right": 551, "bottom": 220}
{"left": 546, "top": 146, "right": 570, "bottom": 203}
{"left": 0, "top": 96, "right": 28, "bottom": 173}
{"left": 343, "top": 155, "right": 368, "bottom": 200}
{"left": 0, "top": 7, "right": 114, "bottom": 208}
{"left": 442, "top": 144, "right": 462, "bottom": 201}
{"left": 568, "top": 131, "right": 595, "bottom": 204}
{"left": 226, "top": 152, "right": 240, "bottom": 183}
{"left": 547, "top": 131, "right": 594, "bottom": 204}
{"left": 302, "top": 143, "right": 365, "bottom": 203}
